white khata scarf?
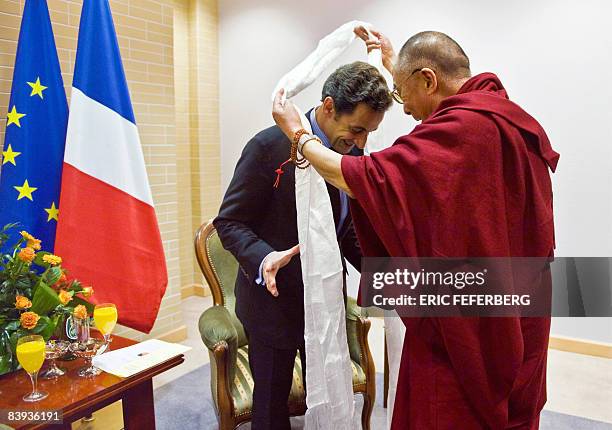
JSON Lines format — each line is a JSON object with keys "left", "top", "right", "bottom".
{"left": 271, "top": 20, "right": 388, "bottom": 429}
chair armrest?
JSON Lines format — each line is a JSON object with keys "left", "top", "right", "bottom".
{"left": 199, "top": 305, "right": 238, "bottom": 350}
{"left": 346, "top": 296, "right": 369, "bottom": 365}
{"left": 199, "top": 305, "right": 238, "bottom": 417}
{"left": 346, "top": 295, "right": 368, "bottom": 321}
{"left": 199, "top": 305, "right": 238, "bottom": 373}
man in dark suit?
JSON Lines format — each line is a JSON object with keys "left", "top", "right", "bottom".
{"left": 213, "top": 61, "right": 392, "bottom": 430}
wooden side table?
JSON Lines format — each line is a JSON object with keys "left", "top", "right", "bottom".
{"left": 0, "top": 334, "right": 184, "bottom": 429}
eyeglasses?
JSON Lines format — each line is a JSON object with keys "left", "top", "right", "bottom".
{"left": 390, "top": 68, "right": 426, "bottom": 105}
{"left": 390, "top": 85, "right": 404, "bottom": 104}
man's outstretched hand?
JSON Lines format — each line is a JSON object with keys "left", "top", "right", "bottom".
{"left": 353, "top": 25, "right": 397, "bottom": 75}
{"left": 262, "top": 244, "right": 300, "bottom": 297}
{"left": 272, "top": 88, "right": 303, "bottom": 141}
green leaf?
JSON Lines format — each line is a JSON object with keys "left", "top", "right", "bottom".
{"left": 32, "top": 315, "right": 55, "bottom": 339}
{"left": 0, "top": 353, "right": 11, "bottom": 375}
{"left": 32, "top": 315, "right": 49, "bottom": 333}
{"left": 0, "top": 223, "right": 19, "bottom": 249}
{"left": 0, "top": 329, "right": 19, "bottom": 375}
{"left": 15, "top": 275, "right": 34, "bottom": 291}
{"left": 31, "top": 283, "right": 61, "bottom": 315}
{"left": 51, "top": 312, "right": 63, "bottom": 326}
{"left": 1, "top": 222, "right": 19, "bottom": 232}
{"left": 4, "top": 320, "right": 20, "bottom": 331}
{"left": 8, "top": 330, "right": 20, "bottom": 350}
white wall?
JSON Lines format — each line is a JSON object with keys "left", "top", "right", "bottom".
{"left": 219, "top": 0, "right": 612, "bottom": 342}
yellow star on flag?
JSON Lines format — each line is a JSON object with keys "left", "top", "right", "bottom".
{"left": 6, "top": 106, "right": 26, "bottom": 127}
{"left": 14, "top": 179, "right": 37, "bottom": 201}
{"left": 2, "top": 144, "right": 21, "bottom": 166}
{"left": 27, "top": 77, "right": 48, "bottom": 99}
{"left": 45, "top": 202, "right": 59, "bottom": 221}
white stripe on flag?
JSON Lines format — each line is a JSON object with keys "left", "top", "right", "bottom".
{"left": 64, "top": 87, "right": 154, "bottom": 206}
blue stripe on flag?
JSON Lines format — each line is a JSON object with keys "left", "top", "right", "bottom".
{"left": 0, "top": 0, "right": 68, "bottom": 252}
{"left": 72, "top": 0, "right": 136, "bottom": 124}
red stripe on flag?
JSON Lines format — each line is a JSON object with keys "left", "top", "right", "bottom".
{"left": 55, "top": 163, "right": 167, "bottom": 333}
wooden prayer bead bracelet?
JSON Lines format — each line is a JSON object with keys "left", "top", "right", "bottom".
{"left": 291, "top": 128, "right": 322, "bottom": 169}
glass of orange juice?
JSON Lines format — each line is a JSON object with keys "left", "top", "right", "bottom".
{"left": 16, "top": 335, "right": 48, "bottom": 402}
{"left": 93, "top": 303, "right": 117, "bottom": 348}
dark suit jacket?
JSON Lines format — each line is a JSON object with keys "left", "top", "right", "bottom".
{"left": 214, "top": 113, "right": 361, "bottom": 349}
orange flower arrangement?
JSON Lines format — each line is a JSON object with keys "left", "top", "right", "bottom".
{"left": 14, "top": 295, "right": 32, "bottom": 310}
{"left": 58, "top": 290, "right": 73, "bottom": 305}
{"left": 42, "top": 254, "right": 62, "bottom": 266}
{"left": 73, "top": 305, "right": 88, "bottom": 320}
{"left": 17, "top": 247, "right": 35, "bottom": 263}
{"left": 20, "top": 231, "right": 41, "bottom": 250}
{"left": 20, "top": 312, "right": 40, "bottom": 330}
{"left": 1, "top": 225, "right": 95, "bottom": 375}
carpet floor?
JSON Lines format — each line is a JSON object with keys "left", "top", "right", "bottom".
{"left": 154, "top": 364, "right": 612, "bottom": 429}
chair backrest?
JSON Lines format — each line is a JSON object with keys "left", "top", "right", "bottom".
{"left": 195, "top": 220, "right": 248, "bottom": 346}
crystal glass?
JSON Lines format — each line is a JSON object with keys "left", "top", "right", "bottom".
{"left": 93, "top": 303, "right": 117, "bottom": 352}
{"left": 16, "top": 335, "right": 48, "bottom": 402}
{"left": 75, "top": 315, "right": 90, "bottom": 343}
{"left": 41, "top": 340, "right": 70, "bottom": 379}
{"left": 69, "top": 338, "right": 105, "bottom": 378}
{"left": 71, "top": 316, "right": 105, "bottom": 377}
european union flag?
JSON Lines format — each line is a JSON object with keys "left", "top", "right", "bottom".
{"left": 0, "top": 0, "right": 68, "bottom": 251}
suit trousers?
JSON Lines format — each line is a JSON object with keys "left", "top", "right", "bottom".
{"left": 247, "top": 332, "right": 306, "bottom": 430}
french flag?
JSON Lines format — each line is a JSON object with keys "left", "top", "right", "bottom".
{"left": 55, "top": 0, "right": 167, "bottom": 333}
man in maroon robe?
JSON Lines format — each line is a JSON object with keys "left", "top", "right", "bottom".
{"left": 272, "top": 30, "right": 559, "bottom": 429}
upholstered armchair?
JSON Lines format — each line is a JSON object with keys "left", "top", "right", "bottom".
{"left": 195, "top": 221, "right": 375, "bottom": 430}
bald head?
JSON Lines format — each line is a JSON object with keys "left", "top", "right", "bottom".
{"left": 397, "top": 31, "right": 471, "bottom": 80}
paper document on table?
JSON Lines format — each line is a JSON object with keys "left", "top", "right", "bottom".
{"left": 92, "top": 339, "right": 190, "bottom": 378}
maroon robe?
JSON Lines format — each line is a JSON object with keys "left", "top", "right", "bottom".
{"left": 341, "top": 73, "right": 559, "bottom": 429}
